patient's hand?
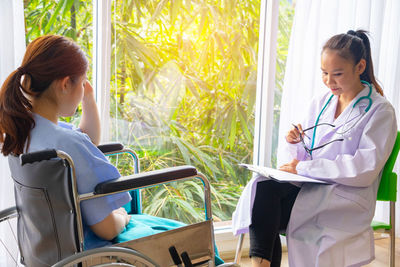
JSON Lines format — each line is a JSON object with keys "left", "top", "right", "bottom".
{"left": 279, "top": 159, "right": 299, "bottom": 174}
{"left": 90, "top": 207, "right": 131, "bottom": 240}
{"left": 79, "top": 80, "right": 101, "bottom": 145}
{"left": 114, "top": 207, "right": 131, "bottom": 225}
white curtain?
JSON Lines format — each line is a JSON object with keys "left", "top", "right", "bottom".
{"left": 278, "top": 0, "right": 400, "bottom": 236}
{"left": 0, "top": 0, "right": 26, "bottom": 264}
{"left": 0, "top": 0, "right": 25, "bottom": 210}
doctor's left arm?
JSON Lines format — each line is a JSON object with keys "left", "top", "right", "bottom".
{"left": 296, "top": 104, "right": 397, "bottom": 187}
{"left": 79, "top": 81, "right": 101, "bottom": 145}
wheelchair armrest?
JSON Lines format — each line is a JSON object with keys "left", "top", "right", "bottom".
{"left": 97, "top": 143, "right": 124, "bottom": 154}
{"left": 94, "top": 165, "right": 198, "bottom": 194}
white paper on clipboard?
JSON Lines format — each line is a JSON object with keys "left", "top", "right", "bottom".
{"left": 239, "top": 164, "right": 329, "bottom": 184}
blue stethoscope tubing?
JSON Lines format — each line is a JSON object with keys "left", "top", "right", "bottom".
{"left": 310, "top": 80, "right": 373, "bottom": 152}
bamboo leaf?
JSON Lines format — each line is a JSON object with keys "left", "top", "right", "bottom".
{"left": 125, "top": 34, "right": 158, "bottom": 66}
{"left": 149, "top": 0, "right": 168, "bottom": 26}
{"left": 185, "top": 0, "right": 191, "bottom": 11}
{"left": 184, "top": 77, "right": 200, "bottom": 99}
{"left": 198, "top": 38, "right": 209, "bottom": 71}
{"left": 229, "top": 112, "right": 237, "bottom": 148}
{"left": 223, "top": 105, "right": 234, "bottom": 148}
{"left": 126, "top": 50, "right": 145, "bottom": 83}
{"left": 173, "top": 137, "right": 191, "bottom": 164}
{"left": 62, "top": 0, "right": 75, "bottom": 17}
{"left": 43, "top": 0, "right": 65, "bottom": 33}
{"left": 213, "top": 32, "right": 225, "bottom": 57}
{"left": 238, "top": 105, "right": 252, "bottom": 142}
{"left": 198, "top": 6, "right": 208, "bottom": 36}
{"left": 173, "top": 198, "right": 204, "bottom": 221}
{"left": 170, "top": 0, "right": 182, "bottom": 27}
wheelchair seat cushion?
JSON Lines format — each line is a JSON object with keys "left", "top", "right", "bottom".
{"left": 115, "top": 214, "right": 187, "bottom": 243}
{"left": 84, "top": 214, "right": 186, "bottom": 250}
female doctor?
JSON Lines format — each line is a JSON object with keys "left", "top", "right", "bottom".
{"left": 232, "top": 30, "right": 397, "bottom": 267}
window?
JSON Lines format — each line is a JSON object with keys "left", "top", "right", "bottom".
{"left": 22, "top": 0, "right": 295, "bottom": 224}
{"left": 110, "top": 0, "right": 261, "bottom": 223}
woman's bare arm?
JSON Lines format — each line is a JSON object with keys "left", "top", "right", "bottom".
{"left": 79, "top": 80, "right": 101, "bottom": 145}
{"left": 90, "top": 207, "right": 131, "bottom": 240}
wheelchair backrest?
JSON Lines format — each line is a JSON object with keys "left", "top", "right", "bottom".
{"left": 8, "top": 151, "right": 79, "bottom": 267}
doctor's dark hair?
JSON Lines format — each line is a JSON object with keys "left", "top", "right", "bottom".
{"left": 0, "top": 35, "right": 88, "bottom": 156}
{"left": 322, "top": 30, "right": 383, "bottom": 96}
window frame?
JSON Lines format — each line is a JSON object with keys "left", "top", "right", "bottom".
{"left": 253, "top": 0, "right": 279, "bottom": 168}
{"left": 93, "top": 0, "right": 112, "bottom": 143}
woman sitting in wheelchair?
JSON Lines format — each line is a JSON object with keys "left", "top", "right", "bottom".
{"left": 0, "top": 35, "right": 135, "bottom": 249}
{"left": 0, "top": 35, "right": 216, "bottom": 262}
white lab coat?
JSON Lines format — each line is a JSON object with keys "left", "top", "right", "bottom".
{"left": 232, "top": 84, "right": 397, "bottom": 267}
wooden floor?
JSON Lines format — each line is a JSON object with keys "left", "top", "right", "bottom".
{"left": 224, "top": 236, "right": 400, "bottom": 266}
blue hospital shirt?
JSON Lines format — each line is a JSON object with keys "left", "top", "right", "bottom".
{"left": 28, "top": 113, "right": 131, "bottom": 249}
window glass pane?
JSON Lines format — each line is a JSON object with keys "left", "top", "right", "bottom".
{"left": 111, "top": 0, "right": 260, "bottom": 223}
{"left": 271, "top": 0, "right": 295, "bottom": 168}
{"left": 24, "top": 0, "right": 93, "bottom": 124}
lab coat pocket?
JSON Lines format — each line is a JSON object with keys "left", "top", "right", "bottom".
{"left": 316, "top": 187, "right": 369, "bottom": 231}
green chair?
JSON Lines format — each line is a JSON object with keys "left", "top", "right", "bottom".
{"left": 371, "top": 131, "right": 400, "bottom": 267}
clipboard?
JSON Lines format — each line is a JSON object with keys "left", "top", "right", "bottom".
{"left": 239, "top": 163, "right": 329, "bottom": 184}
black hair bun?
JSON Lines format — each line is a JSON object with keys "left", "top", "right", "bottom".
{"left": 347, "top": 30, "right": 357, "bottom": 36}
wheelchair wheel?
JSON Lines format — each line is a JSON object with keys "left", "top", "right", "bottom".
{"left": 0, "top": 207, "right": 20, "bottom": 267}
{"left": 52, "top": 246, "right": 159, "bottom": 267}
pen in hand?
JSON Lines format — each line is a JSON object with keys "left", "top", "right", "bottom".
{"left": 291, "top": 123, "right": 310, "bottom": 140}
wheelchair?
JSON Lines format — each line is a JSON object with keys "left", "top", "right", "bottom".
{"left": 0, "top": 143, "right": 238, "bottom": 267}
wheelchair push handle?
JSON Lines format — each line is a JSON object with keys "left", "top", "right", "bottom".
{"left": 97, "top": 143, "right": 124, "bottom": 154}
{"left": 20, "top": 149, "right": 58, "bottom": 165}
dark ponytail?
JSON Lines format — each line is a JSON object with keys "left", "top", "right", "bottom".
{"left": 0, "top": 35, "right": 88, "bottom": 156}
{"left": 322, "top": 30, "right": 383, "bottom": 96}
{"left": 0, "top": 70, "right": 35, "bottom": 156}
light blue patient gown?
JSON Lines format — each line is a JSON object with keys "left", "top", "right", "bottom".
{"left": 28, "top": 114, "right": 223, "bottom": 264}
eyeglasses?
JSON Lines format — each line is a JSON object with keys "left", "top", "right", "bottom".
{"left": 294, "top": 123, "right": 344, "bottom": 159}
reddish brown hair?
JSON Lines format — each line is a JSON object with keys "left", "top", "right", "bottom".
{"left": 0, "top": 35, "right": 88, "bottom": 156}
{"left": 322, "top": 30, "right": 383, "bottom": 96}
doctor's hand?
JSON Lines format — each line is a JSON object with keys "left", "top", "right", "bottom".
{"left": 286, "top": 124, "right": 304, "bottom": 144}
{"left": 279, "top": 159, "right": 299, "bottom": 174}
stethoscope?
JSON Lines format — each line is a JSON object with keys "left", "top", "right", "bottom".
{"left": 310, "top": 80, "right": 373, "bottom": 151}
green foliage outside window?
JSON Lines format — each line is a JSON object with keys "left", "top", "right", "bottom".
{"left": 110, "top": 0, "right": 260, "bottom": 222}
